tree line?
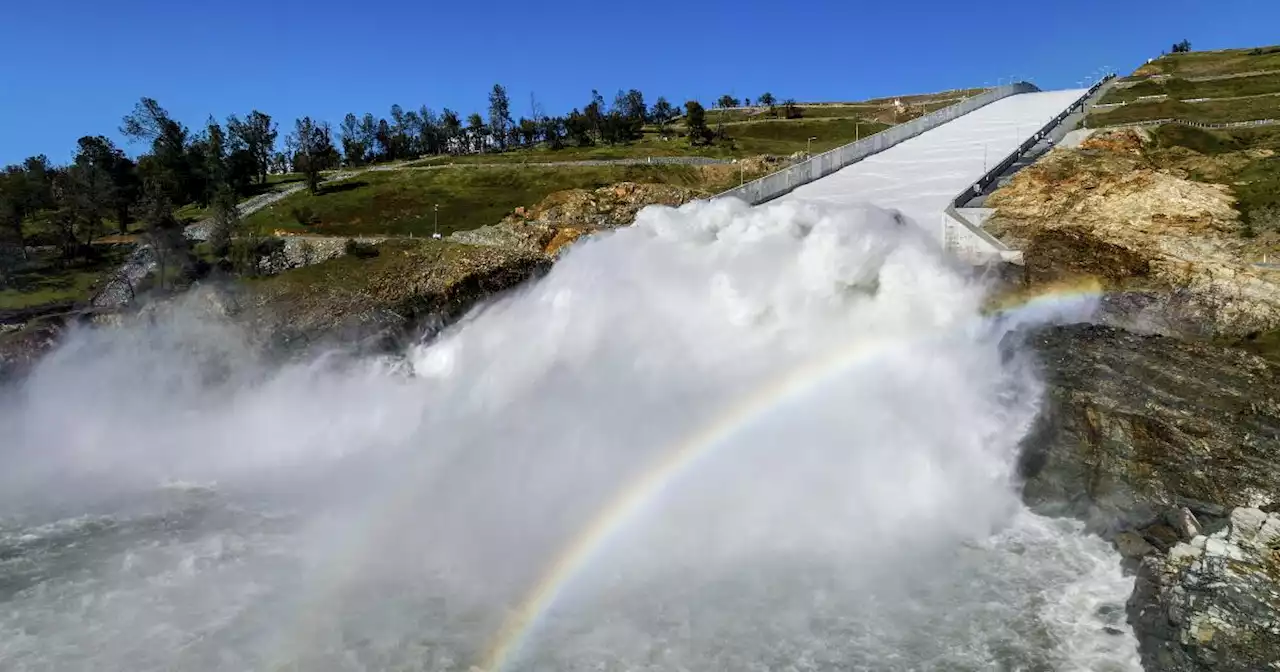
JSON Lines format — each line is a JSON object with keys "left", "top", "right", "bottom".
{"left": 0, "top": 98, "right": 336, "bottom": 285}
{"left": 1, "top": 84, "right": 795, "bottom": 284}
{"left": 333, "top": 86, "right": 806, "bottom": 162}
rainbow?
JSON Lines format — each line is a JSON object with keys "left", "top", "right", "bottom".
{"left": 475, "top": 280, "right": 1105, "bottom": 671}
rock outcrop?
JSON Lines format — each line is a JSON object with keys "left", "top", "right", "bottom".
{"left": 452, "top": 181, "right": 707, "bottom": 255}
{"left": 986, "top": 129, "right": 1280, "bottom": 336}
{"left": 1024, "top": 323, "right": 1280, "bottom": 670}
{"left": 237, "top": 239, "right": 551, "bottom": 353}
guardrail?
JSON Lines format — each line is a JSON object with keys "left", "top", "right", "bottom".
{"left": 1091, "top": 117, "right": 1278, "bottom": 131}
{"left": 714, "top": 82, "right": 1040, "bottom": 205}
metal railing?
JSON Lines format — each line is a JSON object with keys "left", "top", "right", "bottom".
{"left": 949, "top": 74, "right": 1116, "bottom": 209}
{"left": 713, "top": 83, "right": 1040, "bottom": 205}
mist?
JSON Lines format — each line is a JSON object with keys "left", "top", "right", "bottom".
{"left": 0, "top": 197, "right": 1139, "bottom": 670}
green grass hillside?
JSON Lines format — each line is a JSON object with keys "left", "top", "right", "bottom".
{"left": 0, "top": 247, "right": 130, "bottom": 312}
{"left": 723, "top": 119, "right": 892, "bottom": 155}
{"left": 1129, "top": 45, "right": 1280, "bottom": 79}
{"left": 1088, "top": 45, "right": 1280, "bottom": 128}
{"left": 1101, "top": 71, "right": 1280, "bottom": 105}
{"left": 243, "top": 164, "right": 747, "bottom": 238}
{"left": 1087, "top": 96, "right": 1279, "bottom": 126}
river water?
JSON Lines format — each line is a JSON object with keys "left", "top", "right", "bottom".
{"left": 0, "top": 198, "right": 1140, "bottom": 671}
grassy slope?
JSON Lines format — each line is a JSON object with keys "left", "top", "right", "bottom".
{"left": 1101, "top": 72, "right": 1280, "bottom": 104}
{"left": 242, "top": 164, "right": 740, "bottom": 237}
{"left": 1145, "top": 124, "right": 1280, "bottom": 235}
{"left": 725, "top": 118, "right": 892, "bottom": 155}
{"left": 0, "top": 246, "right": 130, "bottom": 311}
{"left": 242, "top": 238, "right": 550, "bottom": 342}
{"left": 1093, "top": 47, "right": 1280, "bottom": 127}
{"left": 1130, "top": 45, "right": 1280, "bottom": 79}
{"left": 407, "top": 135, "right": 733, "bottom": 164}
{"left": 1087, "top": 96, "right": 1280, "bottom": 126}
{"left": 412, "top": 95, "right": 973, "bottom": 166}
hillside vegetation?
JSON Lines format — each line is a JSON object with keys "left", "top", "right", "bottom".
{"left": 243, "top": 164, "right": 752, "bottom": 238}
{"left": 1088, "top": 44, "right": 1280, "bottom": 128}
{"left": 1101, "top": 71, "right": 1280, "bottom": 104}
{"left": 1129, "top": 45, "right": 1280, "bottom": 79}
{"left": 1087, "top": 96, "right": 1279, "bottom": 126}
{"left": 1, "top": 78, "right": 989, "bottom": 316}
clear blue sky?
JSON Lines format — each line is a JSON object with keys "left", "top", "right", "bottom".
{"left": 1, "top": 0, "right": 1275, "bottom": 165}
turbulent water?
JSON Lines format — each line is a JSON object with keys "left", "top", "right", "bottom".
{"left": 0, "top": 198, "right": 1140, "bottom": 671}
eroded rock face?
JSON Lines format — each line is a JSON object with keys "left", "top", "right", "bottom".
{"left": 239, "top": 240, "right": 552, "bottom": 354}
{"left": 1024, "top": 323, "right": 1280, "bottom": 670}
{"left": 986, "top": 129, "right": 1280, "bottom": 336}
{"left": 451, "top": 182, "right": 708, "bottom": 255}
{"left": 1024, "top": 324, "right": 1280, "bottom": 532}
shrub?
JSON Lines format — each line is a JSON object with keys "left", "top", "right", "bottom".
{"left": 290, "top": 205, "right": 320, "bottom": 226}
{"left": 229, "top": 236, "right": 285, "bottom": 276}
{"left": 1151, "top": 125, "right": 1238, "bottom": 155}
{"left": 344, "top": 239, "right": 379, "bottom": 258}
{"left": 1245, "top": 204, "right": 1280, "bottom": 237}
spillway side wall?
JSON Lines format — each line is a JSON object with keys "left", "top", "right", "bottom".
{"left": 714, "top": 83, "right": 1039, "bottom": 205}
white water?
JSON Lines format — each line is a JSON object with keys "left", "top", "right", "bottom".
{"left": 0, "top": 197, "right": 1140, "bottom": 671}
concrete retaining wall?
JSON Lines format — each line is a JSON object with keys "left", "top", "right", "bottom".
{"left": 714, "top": 83, "right": 1040, "bottom": 205}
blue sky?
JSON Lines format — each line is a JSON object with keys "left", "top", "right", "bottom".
{"left": 1, "top": 0, "right": 1275, "bottom": 165}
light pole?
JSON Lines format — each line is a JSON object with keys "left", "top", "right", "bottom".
{"left": 807, "top": 136, "right": 817, "bottom": 154}
{"left": 856, "top": 120, "right": 861, "bottom": 141}
{"left": 433, "top": 203, "right": 440, "bottom": 239}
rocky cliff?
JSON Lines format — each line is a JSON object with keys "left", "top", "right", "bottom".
{"left": 986, "top": 129, "right": 1280, "bottom": 337}
{"left": 1025, "top": 324, "right": 1280, "bottom": 670}
{"left": 451, "top": 181, "right": 708, "bottom": 255}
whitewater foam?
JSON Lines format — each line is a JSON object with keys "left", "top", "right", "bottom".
{"left": 0, "top": 197, "right": 1139, "bottom": 671}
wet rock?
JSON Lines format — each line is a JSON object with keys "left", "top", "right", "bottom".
{"left": 1024, "top": 323, "right": 1280, "bottom": 670}
{"left": 1129, "top": 508, "right": 1280, "bottom": 671}
{"left": 1142, "top": 523, "right": 1182, "bottom": 552}
{"left": 1023, "top": 324, "right": 1280, "bottom": 534}
{"left": 1115, "top": 531, "right": 1159, "bottom": 559}
{"left": 1167, "top": 507, "right": 1204, "bottom": 541}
